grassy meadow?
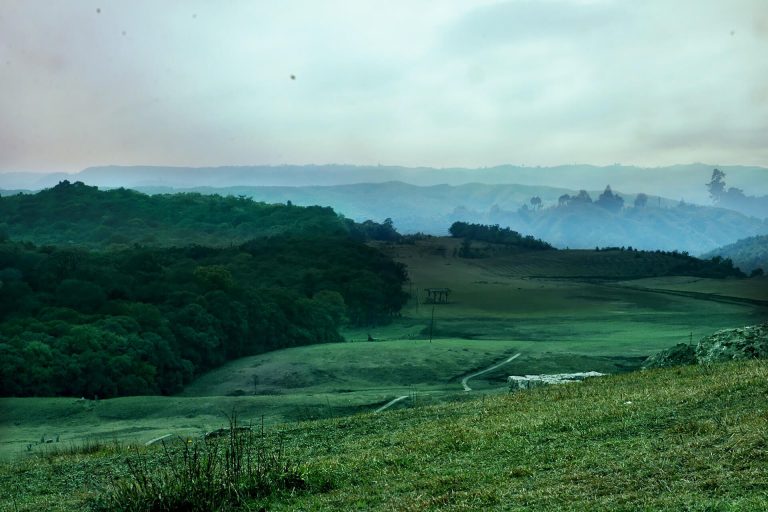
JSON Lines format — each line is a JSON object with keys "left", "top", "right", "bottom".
{"left": 2, "top": 360, "right": 766, "bottom": 510}
{"left": 2, "top": 238, "right": 766, "bottom": 462}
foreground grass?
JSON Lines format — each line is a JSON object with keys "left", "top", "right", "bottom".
{"left": 2, "top": 360, "right": 767, "bottom": 511}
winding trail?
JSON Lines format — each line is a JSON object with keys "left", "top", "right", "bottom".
{"left": 462, "top": 353, "right": 521, "bottom": 391}
{"left": 375, "top": 352, "right": 521, "bottom": 413}
{"left": 145, "top": 433, "right": 174, "bottom": 446}
{"left": 374, "top": 395, "right": 409, "bottom": 413}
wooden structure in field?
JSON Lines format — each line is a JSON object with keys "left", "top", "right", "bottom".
{"left": 424, "top": 287, "right": 451, "bottom": 304}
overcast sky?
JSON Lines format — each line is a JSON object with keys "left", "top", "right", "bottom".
{"left": 1, "top": 0, "right": 766, "bottom": 172}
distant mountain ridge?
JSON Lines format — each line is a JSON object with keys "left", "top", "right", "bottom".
{"left": 3, "top": 179, "right": 763, "bottom": 255}
{"left": 3, "top": 163, "right": 767, "bottom": 206}
{"left": 125, "top": 181, "right": 767, "bottom": 255}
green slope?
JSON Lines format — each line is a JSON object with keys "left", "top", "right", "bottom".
{"left": 702, "top": 235, "right": 768, "bottom": 274}
{"left": 2, "top": 360, "right": 766, "bottom": 511}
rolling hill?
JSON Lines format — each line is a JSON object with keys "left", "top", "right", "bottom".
{"left": 702, "top": 235, "right": 768, "bottom": 274}
{"left": 133, "top": 183, "right": 768, "bottom": 254}
{"left": 4, "top": 179, "right": 765, "bottom": 255}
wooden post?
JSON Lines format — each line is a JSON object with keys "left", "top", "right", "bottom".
{"left": 429, "top": 306, "right": 435, "bottom": 343}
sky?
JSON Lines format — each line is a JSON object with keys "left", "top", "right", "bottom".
{"left": 0, "top": 0, "right": 767, "bottom": 173}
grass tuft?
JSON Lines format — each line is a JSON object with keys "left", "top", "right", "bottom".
{"left": 92, "top": 414, "right": 307, "bottom": 512}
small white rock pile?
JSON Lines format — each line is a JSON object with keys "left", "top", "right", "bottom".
{"left": 507, "top": 371, "right": 605, "bottom": 391}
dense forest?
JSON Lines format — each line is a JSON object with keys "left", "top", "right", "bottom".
{"left": 448, "top": 221, "right": 554, "bottom": 250}
{"left": 0, "top": 180, "right": 354, "bottom": 247}
{"left": 0, "top": 183, "right": 409, "bottom": 397}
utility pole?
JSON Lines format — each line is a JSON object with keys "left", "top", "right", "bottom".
{"left": 429, "top": 306, "right": 435, "bottom": 343}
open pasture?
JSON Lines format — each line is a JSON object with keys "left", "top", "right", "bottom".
{"left": 388, "top": 238, "right": 766, "bottom": 336}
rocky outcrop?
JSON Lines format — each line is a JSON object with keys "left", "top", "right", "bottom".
{"left": 695, "top": 324, "right": 768, "bottom": 363}
{"left": 507, "top": 372, "right": 604, "bottom": 391}
{"left": 642, "top": 323, "right": 768, "bottom": 369}
{"left": 641, "top": 343, "right": 697, "bottom": 369}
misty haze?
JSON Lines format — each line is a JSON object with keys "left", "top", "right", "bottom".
{"left": 1, "top": 2, "right": 767, "bottom": 511}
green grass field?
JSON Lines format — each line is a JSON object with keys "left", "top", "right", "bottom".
{"left": 3, "top": 360, "right": 766, "bottom": 511}
{"left": 2, "top": 238, "right": 766, "bottom": 461}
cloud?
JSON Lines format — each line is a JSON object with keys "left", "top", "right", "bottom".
{"left": 442, "top": 0, "right": 624, "bottom": 52}
{"left": 0, "top": 0, "right": 766, "bottom": 172}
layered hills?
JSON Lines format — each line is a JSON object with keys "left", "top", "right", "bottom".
{"left": 3, "top": 162, "right": 768, "bottom": 206}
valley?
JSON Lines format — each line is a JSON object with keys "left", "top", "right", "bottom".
{"left": 3, "top": 237, "right": 765, "bottom": 460}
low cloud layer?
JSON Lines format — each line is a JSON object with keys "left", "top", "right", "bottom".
{"left": 1, "top": 0, "right": 766, "bottom": 172}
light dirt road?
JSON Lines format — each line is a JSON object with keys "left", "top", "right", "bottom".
{"left": 462, "top": 353, "right": 521, "bottom": 391}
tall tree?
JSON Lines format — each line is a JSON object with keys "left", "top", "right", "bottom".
{"left": 596, "top": 185, "right": 624, "bottom": 213}
{"left": 707, "top": 169, "right": 726, "bottom": 202}
{"left": 573, "top": 190, "right": 593, "bottom": 203}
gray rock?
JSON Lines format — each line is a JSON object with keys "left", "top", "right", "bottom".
{"left": 642, "top": 343, "right": 697, "bottom": 369}
{"left": 695, "top": 323, "right": 768, "bottom": 363}
{"left": 508, "top": 372, "right": 604, "bottom": 391}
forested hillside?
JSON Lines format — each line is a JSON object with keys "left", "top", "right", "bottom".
{"left": 444, "top": 222, "right": 744, "bottom": 278}
{"left": 4, "top": 180, "right": 763, "bottom": 255}
{"left": 138, "top": 182, "right": 766, "bottom": 254}
{"left": 0, "top": 180, "right": 350, "bottom": 248}
{"left": 448, "top": 221, "right": 554, "bottom": 250}
{"left": 702, "top": 235, "right": 768, "bottom": 275}
{"left": 0, "top": 183, "right": 409, "bottom": 398}
{"left": 485, "top": 196, "right": 767, "bottom": 254}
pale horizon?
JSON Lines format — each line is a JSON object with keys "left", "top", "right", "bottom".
{"left": 3, "top": 161, "right": 768, "bottom": 177}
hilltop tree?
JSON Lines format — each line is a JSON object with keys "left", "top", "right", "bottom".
{"left": 706, "top": 168, "right": 748, "bottom": 206}
{"left": 596, "top": 185, "right": 624, "bottom": 213}
{"left": 634, "top": 193, "right": 648, "bottom": 208}
{"left": 530, "top": 196, "right": 542, "bottom": 210}
{"left": 572, "top": 190, "right": 593, "bottom": 203}
{"left": 707, "top": 169, "right": 726, "bottom": 202}
{"left": 704, "top": 168, "right": 768, "bottom": 217}
{"left": 558, "top": 194, "right": 571, "bottom": 207}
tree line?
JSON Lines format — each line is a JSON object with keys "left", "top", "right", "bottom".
{"left": 448, "top": 221, "right": 554, "bottom": 250}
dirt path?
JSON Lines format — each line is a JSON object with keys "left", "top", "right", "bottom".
{"left": 462, "top": 353, "right": 521, "bottom": 391}
{"left": 145, "top": 433, "right": 174, "bottom": 446}
{"left": 374, "top": 395, "right": 409, "bottom": 413}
